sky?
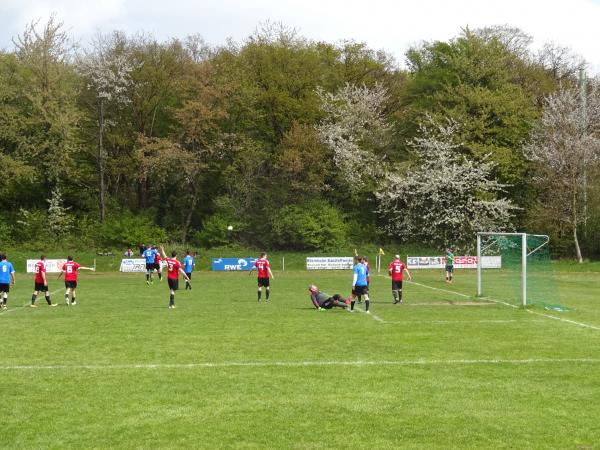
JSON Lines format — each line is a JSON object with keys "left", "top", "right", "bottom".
{"left": 1, "top": 0, "right": 599, "bottom": 73}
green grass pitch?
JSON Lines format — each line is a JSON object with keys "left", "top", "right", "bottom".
{"left": 1, "top": 268, "right": 600, "bottom": 449}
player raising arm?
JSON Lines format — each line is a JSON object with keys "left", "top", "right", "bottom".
{"left": 160, "top": 246, "right": 190, "bottom": 309}
{"left": 57, "top": 256, "right": 95, "bottom": 306}
{"left": 249, "top": 252, "right": 274, "bottom": 302}
{"left": 388, "top": 254, "right": 412, "bottom": 304}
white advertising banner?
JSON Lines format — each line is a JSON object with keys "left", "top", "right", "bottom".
{"left": 26, "top": 259, "right": 67, "bottom": 273}
{"left": 306, "top": 257, "right": 354, "bottom": 270}
{"left": 119, "top": 258, "right": 168, "bottom": 272}
{"left": 120, "top": 258, "right": 147, "bottom": 273}
{"left": 406, "top": 256, "right": 501, "bottom": 269}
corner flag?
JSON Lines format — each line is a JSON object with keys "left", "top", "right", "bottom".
{"left": 378, "top": 248, "right": 385, "bottom": 256}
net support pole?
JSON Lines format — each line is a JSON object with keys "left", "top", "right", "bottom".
{"left": 476, "top": 233, "right": 482, "bottom": 297}
{"left": 521, "top": 233, "right": 527, "bottom": 307}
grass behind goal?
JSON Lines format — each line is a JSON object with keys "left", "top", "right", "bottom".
{"left": 1, "top": 269, "right": 599, "bottom": 448}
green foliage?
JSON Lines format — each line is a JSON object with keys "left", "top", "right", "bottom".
{"left": 401, "top": 29, "right": 546, "bottom": 202}
{"left": 2, "top": 20, "right": 600, "bottom": 260}
{"left": 194, "top": 213, "right": 238, "bottom": 248}
{"left": 0, "top": 221, "right": 14, "bottom": 246}
{"left": 272, "top": 201, "right": 348, "bottom": 250}
{"left": 98, "top": 213, "right": 167, "bottom": 247}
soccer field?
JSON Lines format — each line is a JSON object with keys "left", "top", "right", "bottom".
{"left": 1, "top": 268, "right": 600, "bottom": 449}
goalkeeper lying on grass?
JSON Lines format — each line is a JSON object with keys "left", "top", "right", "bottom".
{"left": 308, "top": 285, "right": 351, "bottom": 310}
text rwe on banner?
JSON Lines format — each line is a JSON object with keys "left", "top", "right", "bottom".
{"left": 406, "top": 256, "right": 501, "bottom": 269}
{"left": 26, "top": 259, "right": 67, "bottom": 273}
{"left": 212, "top": 258, "right": 258, "bottom": 271}
{"left": 120, "top": 259, "right": 168, "bottom": 273}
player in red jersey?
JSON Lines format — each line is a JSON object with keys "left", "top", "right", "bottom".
{"left": 30, "top": 255, "right": 57, "bottom": 307}
{"left": 388, "top": 254, "right": 412, "bottom": 304}
{"left": 153, "top": 246, "right": 163, "bottom": 281}
{"left": 160, "top": 246, "right": 190, "bottom": 309}
{"left": 57, "top": 256, "right": 95, "bottom": 306}
{"left": 249, "top": 252, "right": 274, "bottom": 302}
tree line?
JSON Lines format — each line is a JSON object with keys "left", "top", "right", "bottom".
{"left": 1, "top": 18, "right": 599, "bottom": 259}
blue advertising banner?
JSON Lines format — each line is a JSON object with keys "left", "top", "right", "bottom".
{"left": 212, "top": 257, "right": 257, "bottom": 271}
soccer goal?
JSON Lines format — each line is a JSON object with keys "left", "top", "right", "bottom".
{"left": 476, "top": 232, "right": 559, "bottom": 308}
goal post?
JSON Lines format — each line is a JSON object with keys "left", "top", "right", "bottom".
{"left": 476, "top": 232, "right": 553, "bottom": 307}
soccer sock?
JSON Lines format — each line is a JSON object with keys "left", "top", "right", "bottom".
{"left": 31, "top": 294, "right": 37, "bottom": 305}
{"left": 365, "top": 300, "right": 370, "bottom": 311}
{"left": 169, "top": 294, "right": 174, "bottom": 306}
{"left": 351, "top": 300, "right": 355, "bottom": 310}
{"left": 399, "top": 289, "right": 403, "bottom": 301}
{"left": 257, "top": 290, "right": 261, "bottom": 300}
{"left": 146, "top": 273, "right": 150, "bottom": 281}
{"left": 45, "top": 295, "right": 51, "bottom": 305}
{"left": 2, "top": 294, "right": 6, "bottom": 305}
{"left": 266, "top": 289, "right": 270, "bottom": 300}
{"left": 392, "top": 290, "right": 398, "bottom": 302}
{"left": 158, "top": 272, "right": 162, "bottom": 280}
{"left": 72, "top": 295, "right": 76, "bottom": 303}
{"left": 65, "top": 294, "right": 69, "bottom": 303}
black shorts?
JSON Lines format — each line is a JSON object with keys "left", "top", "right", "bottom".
{"left": 320, "top": 299, "right": 334, "bottom": 309}
{"left": 354, "top": 285, "right": 368, "bottom": 296}
{"left": 258, "top": 277, "right": 270, "bottom": 287}
{"left": 168, "top": 278, "right": 179, "bottom": 291}
{"left": 146, "top": 263, "right": 154, "bottom": 271}
{"left": 153, "top": 263, "right": 161, "bottom": 271}
{"left": 392, "top": 280, "right": 403, "bottom": 290}
{"left": 185, "top": 272, "right": 192, "bottom": 280}
{"left": 65, "top": 281, "right": 77, "bottom": 289}
{"left": 34, "top": 283, "right": 48, "bottom": 292}
{"left": 445, "top": 265, "right": 454, "bottom": 273}
{"left": 0, "top": 283, "right": 9, "bottom": 293}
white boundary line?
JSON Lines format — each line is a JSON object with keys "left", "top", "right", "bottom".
{"left": 0, "top": 288, "right": 63, "bottom": 316}
{"left": 383, "top": 319, "right": 547, "bottom": 325}
{"left": 354, "top": 307, "right": 385, "bottom": 323}
{"left": 405, "top": 279, "right": 600, "bottom": 331}
{"left": 1, "top": 358, "right": 599, "bottom": 371}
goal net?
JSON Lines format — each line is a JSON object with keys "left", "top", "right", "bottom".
{"left": 476, "top": 233, "right": 565, "bottom": 309}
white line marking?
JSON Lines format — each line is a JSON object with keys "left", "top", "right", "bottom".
{"left": 355, "top": 307, "right": 385, "bottom": 323}
{"left": 0, "top": 288, "right": 63, "bottom": 316}
{"left": 383, "top": 319, "right": 546, "bottom": 325}
{"left": 406, "top": 280, "right": 473, "bottom": 299}
{"left": 404, "top": 279, "right": 600, "bottom": 331}
{"left": 1, "top": 358, "right": 599, "bottom": 371}
{"left": 525, "top": 309, "right": 600, "bottom": 331}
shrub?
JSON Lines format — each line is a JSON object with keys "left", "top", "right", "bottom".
{"left": 194, "top": 213, "right": 239, "bottom": 248}
{"left": 272, "top": 201, "right": 348, "bottom": 250}
{"left": 98, "top": 213, "right": 167, "bottom": 247}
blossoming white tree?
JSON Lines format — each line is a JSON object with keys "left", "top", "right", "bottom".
{"left": 525, "top": 83, "right": 600, "bottom": 262}
{"left": 77, "top": 32, "right": 136, "bottom": 222}
{"left": 376, "top": 119, "right": 515, "bottom": 249}
{"left": 317, "top": 83, "right": 390, "bottom": 194}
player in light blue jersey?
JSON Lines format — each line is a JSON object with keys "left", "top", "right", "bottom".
{"left": 143, "top": 245, "right": 158, "bottom": 285}
{"left": 350, "top": 256, "right": 371, "bottom": 313}
{"left": 0, "top": 254, "right": 16, "bottom": 309}
{"left": 183, "top": 250, "right": 195, "bottom": 290}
